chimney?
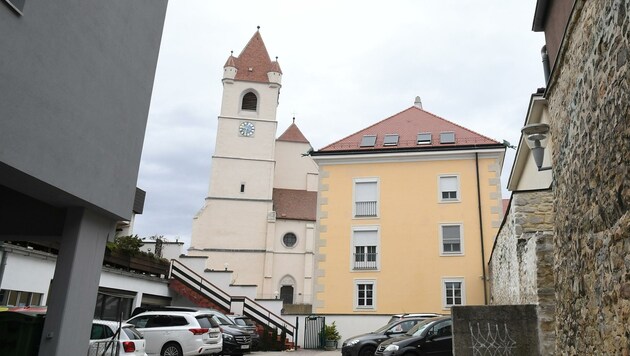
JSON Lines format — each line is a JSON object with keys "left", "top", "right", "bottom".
{"left": 414, "top": 96, "right": 423, "bottom": 109}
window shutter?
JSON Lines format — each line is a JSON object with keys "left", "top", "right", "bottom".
{"left": 353, "top": 230, "right": 378, "bottom": 246}
{"left": 442, "top": 226, "right": 460, "bottom": 243}
{"left": 355, "top": 181, "right": 377, "bottom": 202}
{"left": 440, "top": 177, "right": 458, "bottom": 192}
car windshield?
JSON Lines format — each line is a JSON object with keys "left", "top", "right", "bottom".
{"left": 211, "top": 312, "right": 235, "bottom": 326}
{"left": 406, "top": 319, "right": 434, "bottom": 336}
{"left": 373, "top": 321, "right": 399, "bottom": 333}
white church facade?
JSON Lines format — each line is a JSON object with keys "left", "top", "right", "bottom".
{"left": 188, "top": 30, "right": 318, "bottom": 306}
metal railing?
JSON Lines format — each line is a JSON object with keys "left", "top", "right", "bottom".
{"left": 353, "top": 253, "right": 378, "bottom": 270}
{"left": 355, "top": 201, "right": 377, "bottom": 217}
{"left": 169, "top": 260, "right": 295, "bottom": 338}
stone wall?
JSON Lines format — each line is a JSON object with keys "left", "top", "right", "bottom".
{"left": 452, "top": 305, "right": 540, "bottom": 355}
{"left": 546, "top": 0, "right": 630, "bottom": 354}
{"left": 489, "top": 190, "right": 555, "bottom": 354}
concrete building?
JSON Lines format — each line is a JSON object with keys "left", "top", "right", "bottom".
{"left": 0, "top": 1, "right": 168, "bottom": 354}
{"left": 188, "top": 30, "right": 318, "bottom": 307}
{"left": 311, "top": 101, "right": 506, "bottom": 314}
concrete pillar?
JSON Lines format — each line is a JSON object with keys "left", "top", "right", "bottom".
{"left": 38, "top": 208, "right": 115, "bottom": 356}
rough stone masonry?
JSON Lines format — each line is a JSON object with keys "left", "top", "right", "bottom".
{"left": 546, "top": 0, "right": 630, "bottom": 354}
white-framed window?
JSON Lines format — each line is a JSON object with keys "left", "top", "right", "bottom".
{"left": 354, "top": 279, "right": 376, "bottom": 310}
{"left": 438, "top": 175, "right": 460, "bottom": 202}
{"left": 353, "top": 178, "right": 379, "bottom": 218}
{"left": 351, "top": 227, "right": 379, "bottom": 270}
{"left": 442, "top": 278, "right": 465, "bottom": 308}
{"left": 440, "top": 224, "right": 464, "bottom": 255}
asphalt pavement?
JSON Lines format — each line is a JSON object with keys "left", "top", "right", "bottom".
{"left": 251, "top": 349, "right": 340, "bottom": 356}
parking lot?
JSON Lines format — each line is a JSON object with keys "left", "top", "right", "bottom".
{"left": 252, "top": 349, "right": 339, "bottom": 356}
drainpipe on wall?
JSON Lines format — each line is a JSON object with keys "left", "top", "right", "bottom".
{"left": 541, "top": 45, "right": 551, "bottom": 84}
{"left": 0, "top": 242, "right": 7, "bottom": 289}
{"left": 475, "top": 154, "right": 488, "bottom": 304}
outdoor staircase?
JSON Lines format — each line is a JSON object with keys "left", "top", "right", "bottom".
{"left": 168, "top": 259, "right": 296, "bottom": 339}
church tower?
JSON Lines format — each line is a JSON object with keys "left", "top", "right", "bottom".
{"left": 190, "top": 29, "right": 282, "bottom": 281}
{"left": 190, "top": 29, "right": 317, "bottom": 306}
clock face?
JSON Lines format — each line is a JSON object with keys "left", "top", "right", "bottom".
{"left": 239, "top": 121, "right": 255, "bottom": 137}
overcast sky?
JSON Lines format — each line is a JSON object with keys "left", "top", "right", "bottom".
{"left": 133, "top": 0, "right": 546, "bottom": 245}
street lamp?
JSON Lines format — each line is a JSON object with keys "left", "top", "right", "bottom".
{"left": 521, "top": 123, "right": 551, "bottom": 171}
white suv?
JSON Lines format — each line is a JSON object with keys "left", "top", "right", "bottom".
{"left": 126, "top": 310, "right": 222, "bottom": 356}
{"left": 89, "top": 320, "right": 148, "bottom": 356}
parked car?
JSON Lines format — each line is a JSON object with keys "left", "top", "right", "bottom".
{"left": 341, "top": 316, "right": 437, "bottom": 356}
{"left": 126, "top": 310, "right": 223, "bottom": 356}
{"left": 89, "top": 320, "right": 148, "bottom": 356}
{"left": 374, "top": 316, "right": 452, "bottom": 356}
{"left": 226, "top": 315, "right": 260, "bottom": 350}
{"left": 385, "top": 313, "right": 442, "bottom": 325}
{"left": 204, "top": 310, "right": 252, "bottom": 355}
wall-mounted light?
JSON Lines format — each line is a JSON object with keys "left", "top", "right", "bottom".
{"left": 521, "top": 123, "right": 551, "bottom": 171}
{"left": 274, "top": 291, "right": 279, "bottom": 299}
{"left": 224, "top": 262, "right": 229, "bottom": 271}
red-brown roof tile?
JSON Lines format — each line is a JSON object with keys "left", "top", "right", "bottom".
{"left": 318, "top": 106, "right": 500, "bottom": 152}
{"left": 272, "top": 188, "right": 316, "bottom": 221}
{"left": 225, "top": 30, "right": 281, "bottom": 83}
{"left": 278, "top": 122, "right": 310, "bottom": 143}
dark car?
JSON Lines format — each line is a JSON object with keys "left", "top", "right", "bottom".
{"left": 227, "top": 315, "right": 260, "bottom": 350}
{"left": 375, "top": 316, "right": 452, "bottom": 356}
{"left": 208, "top": 310, "right": 253, "bottom": 355}
{"left": 341, "top": 316, "right": 437, "bottom": 356}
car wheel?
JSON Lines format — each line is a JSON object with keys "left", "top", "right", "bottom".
{"left": 161, "top": 342, "right": 183, "bottom": 356}
{"left": 359, "top": 345, "right": 376, "bottom": 356}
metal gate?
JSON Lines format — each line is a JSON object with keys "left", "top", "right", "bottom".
{"left": 303, "top": 315, "right": 325, "bottom": 349}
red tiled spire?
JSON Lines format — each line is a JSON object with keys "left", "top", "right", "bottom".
{"left": 278, "top": 120, "right": 309, "bottom": 143}
{"left": 224, "top": 29, "right": 281, "bottom": 83}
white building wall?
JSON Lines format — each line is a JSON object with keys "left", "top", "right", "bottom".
{"left": 274, "top": 140, "right": 318, "bottom": 191}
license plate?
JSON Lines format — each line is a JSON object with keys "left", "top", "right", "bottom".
{"left": 241, "top": 345, "right": 250, "bottom": 349}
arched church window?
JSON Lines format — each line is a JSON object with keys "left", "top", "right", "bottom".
{"left": 241, "top": 92, "right": 258, "bottom": 111}
{"left": 282, "top": 232, "right": 297, "bottom": 248}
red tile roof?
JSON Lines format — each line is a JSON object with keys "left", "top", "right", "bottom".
{"left": 502, "top": 198, "right": 510, "bottom": 215}
{"left": 224, "top": 30, "right": 282, "bottom": 83}
{"left": 278, "top": 122, "right": 310, "bottom": 143}
{"left": 272, "top": 188, "right": 316, "bottom": 221}
{"left": 317, "top": 106, "right": 500, "bottom": 153}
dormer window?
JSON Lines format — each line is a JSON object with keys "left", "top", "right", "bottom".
{"left": 440, "top": 132, "right": 455, "bottom": 144}
{"left": 417, "top": 133, "right": 432, "bottom": 145}
{"left": 360, "top": 135, "right": 377, "bottom": 147}
{"left": 383, "top": 134, "right": 399, "bottom": 146}
{"left": 241, "top": 92, "right": 258, "bottom": 111}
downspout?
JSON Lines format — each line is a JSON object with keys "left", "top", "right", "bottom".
{"left": 541, "top": 45, "right": 551, "bottom": 84}
{"left": 475, "top": 154, "right": 488, "bottom": 304}
{"left": 0, "top": 242, "right": 7, "bottom": 289}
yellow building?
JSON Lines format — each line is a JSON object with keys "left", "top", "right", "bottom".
{"left": 311, "top": 99, "right": 505, "bottom": 314}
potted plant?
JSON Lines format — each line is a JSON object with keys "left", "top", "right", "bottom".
{"left": 322, "top": 321, "right": 341, "bottom": 350}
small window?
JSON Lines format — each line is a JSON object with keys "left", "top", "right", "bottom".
{"left": 383, "top": 134, "right": 399, "bottom": 146}
{"left": 355, "top": 280, "right": 376, "bottom": 310}
{"left": 354, "top": 179, "right": 378, "bottom": 217}
{"left": 352, "top": 228, "right": 379, "bottom": 270}
{"left": 241, "top": 92, "right": 258, "bottom": 111}
{"left": 443, "top": 279, "right": 465, "bottom": 308}
{"left": 360, "top": 135, "right": 377, "bottom": 147}
{"left": 441, "top": 225, "right": 463, "bottom": 255}
{"left": 440, "top": 132, "right": 455, "bottom": 144}
{"left": 240, "top": 183, "right": 245, "bottom": 193}
{"left": 282, "top": 232, "right": 297, "bottom": 247}
{"left": 417, "top": 133, "right": 432, "bottom": 145}
{"left": 439, "top": 176, "right": 459, "bottom": 202}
